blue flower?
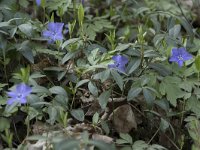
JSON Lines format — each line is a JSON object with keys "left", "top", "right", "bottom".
{"left": 42, "top": 22, "right": 64, "bottom": 43}
{"left": 81, "top": 0, "right": 84, "bottom": 4}
{"left": 169, "top": 47, "right": 192, "bottom": 67}
{"left": 7, "top": 83, "right": 32, "bottom": 105}
{"left": 108, "top": 55, "right": 128, "bottom": 73}
{"left": 36, "top": 0, "right": 41, "bottom": 6}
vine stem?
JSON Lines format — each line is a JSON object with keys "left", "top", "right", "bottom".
{"left": 148, "top": 127, "right": 160, "bottom": 144}
{"left": 164, "top": 134, "right": 181, "bottom": 150}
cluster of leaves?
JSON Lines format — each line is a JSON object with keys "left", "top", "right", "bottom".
{"left": 1, "top": 0, "right": 200, "bottom": 149}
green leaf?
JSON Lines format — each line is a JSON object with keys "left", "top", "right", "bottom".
{"left": 76, "top": 79, "right": 90, "bottom": 88}
{"left": 26, "top": 135, "right": 47, "bottom": 141}
{"left": 18, "top": 23, "right": 33, "bottom": 37}
{"left": 49, "top": 86, "right": 67, "bottom": 96}
{"left": 178, "top": 17, "right": 194, "bottom": 41}
{"left": 116, "top": 139, "right": 129, "bottom": 144}
{"left": 119, "top": 133, "right": 133, "bottom": 144}
{"left": 132, "top": 140, "right": 148, "bottom": 150}
{"left": 98, "top": 89, "right": 111, "bottom": 109}
{"left": 62, "top": 51, "right": 79, "bottom": 64}
{"left": 54, "top": 139, "right": 80, "bottom": 150}
{"left": 88, "top": 48, "right": 99, "bottom": 65}
{"left": 159, "top": 76, "right": 186, "bottom": 106}
{"left": 114, "top": 43, "right": 131, "bottom": 51}
{"left": 32, "top": 86, "right": 50, "bottom": 94}
{"left": 62, "top": 38, "right": 80, "bottom": 49}
{"left": 154, "top": 99, "right": 169, "bottom": 112}
{"left": 127, "top": 58, "right": 141, "bottom": 74}
{"left": 18, "top": 41, "right": 34, "bottom": 63}
{"left": 78, "top": 4, "right": 84, "bottom": 27}
{"left": 5, "top": 102, "right": 18, "bottom": 114}
{"left": 93, "top": 70, "right": 111, "bottom": 82}
{"left": 149, "top": 63, "right": 171, "bottom": 76}
{"left": 186, "top": 96, "right": 200, "bottom": 117}
{"left": 100, "top": 121, "right": 110, "bottom": 135}
{"left": 92, "top": 112, "right": 99, "bottom": 125}
{"left": 195, "top": 55, "right": 200, "bottom": 72}
{"left": 88, "top": 81, "right": 98, "bottom": 96}
{"left": 0, "top": 117, "right": 10, "bottom": 132}
{"left": 111, "top": 70, "right": 123, "bottom": 91}
{"left": 55, "top": 95, "right": 68, "bottom": 108}
{"left": 169, "top": 24, "right": 181, "bottom": 38}
{"left": 142, "top": 88, "right": 155, "bottom": 107}
{"left": 160, "top": 118, "right": 169, "bottom": 132}
{"left": 127, "top": 87, "right": 142, "bottom": 101}
{"left": 70, "top": 108, "right": 84, "bottom": 121}
{"left": 47, "top": 106, "right": 57, "bottom": 125}
{"left": 144, "top": 50, "right": 159, "bottom": 58}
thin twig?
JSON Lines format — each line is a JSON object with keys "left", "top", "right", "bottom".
{"left": 148, "top": 127, "right": 160, "bottom": 144}
{"left": 175, "top": 0, "right": 200, "bottom": 38}
{"left": 164, "top": 134, "right": 181, "bottom": 150}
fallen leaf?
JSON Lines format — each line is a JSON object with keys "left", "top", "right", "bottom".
{"left": 109, "top": 104, "right": 137, "bottom": 133}
{"left": 92, "top": 134, "right": 113, "bottom": 144}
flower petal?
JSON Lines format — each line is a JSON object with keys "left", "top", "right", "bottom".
{"left": 178, "top": 60, "right": 184, "bottom": 67}
{"left": 117, "top": 65, "right": 126, "bottom": 73}
{"left": 169, "top": 56, "right": 179, "bottom": 62}
{"left": 48, "top": 22, "right": 64, "bottom": 33}
{"left": 43, "top": 30, "right": 53, "bottom": 38}
{"left": 16, "top": 83, "right": 26, "bottom": 93}
{"left": 54, "top": 23, "right": 64, "bottom": 33}
{"left": 7, "top": 91, "right": 17, "bottom": 98}
{"left": 47, "top": 22, "right": 56, "bottom": 32}
{"left": 53, "top": 33, "right": 63, "bottom": 41}
{"left": 15, "top": 83, "right": 32, "bottom": 96}
{"left": 108, "top": 64, "right": 116, "bottom": 69}
{"left": 19, "top": 98, "right": 27, "bottom": 104}
{"left": 36, "top": 0, "right": 41, "bottom": 6}
{"left": 171, "top": 48, "right": 179, "bottom": 56}
{"left": 7, "top": 98, "right": 15, "bottom": 105}
{"left": 112, "top": 55, "right": 128, "bottom": 65}
{"left": 23, "top": 86, "right": 32, "bottom": 97}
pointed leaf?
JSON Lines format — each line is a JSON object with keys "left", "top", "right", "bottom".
{"left": 111, "top": 70, "right": 123, "bottom": 91}
{"left": 98, "top": 90, "right": 111, "bottom": 109}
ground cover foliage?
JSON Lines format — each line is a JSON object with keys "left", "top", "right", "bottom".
{"left": 1, "top": 0, "right": 200, "bottom": 149}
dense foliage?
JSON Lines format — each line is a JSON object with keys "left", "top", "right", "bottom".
{"left": 1, "top": 0, "right": 200, "bottom": 149}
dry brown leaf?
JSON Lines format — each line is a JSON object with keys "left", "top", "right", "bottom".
{"left": 92, "top": 134, "right": 113, "bottom": 144}
{"left": 109, "top": 104, "right": 137, "bottom": 133}
{"left": 81, "top": 95, "right": 95, "bottom": 103}
{"left": 85, "top": 100, "right": 102, "bottom": 116}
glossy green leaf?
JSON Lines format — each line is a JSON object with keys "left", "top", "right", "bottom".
{"left": 127, "top": 58, "right": 141, "bottom": 74}
{"left": 49, "top": 86, "right": 67, "bottom": 96}
{"left": 127, "top": 87, "right": 142, "bottom": 101}
{"left": 88, "top": 81, "right": 98, "bottom": 96}
{"left": 111, "top": 70, "right": 123, "bottom": 91}
{"left": 195, "top": 55, "right": 200, "bottom": 72}
{"left": 71, "top": 108, "right": 84, "bottom": 121}
{"left": 0, "top": 117, "right": 10, "bottom": 132}
{"left": 98, "top": 89, "right": 111, "bottom": 109}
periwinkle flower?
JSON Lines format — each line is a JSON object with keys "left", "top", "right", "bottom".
{"left": 7, "top": 83, "right": 32, "bottom": 105}
{"left": 42, "top": 22, "right": 64, "bottom": 43}
{"left": 36, "top": 0, "right": 41, "bottom": 6}
{"left": 81, "top": 0, "right": 84, "bottom": 5}
{"left": 169, "top": 47, "right": 192, "bottom": 67}
{"left": 108, "top": 55, "right": 128, "bottom": 73}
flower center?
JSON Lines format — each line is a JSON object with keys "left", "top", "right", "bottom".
{"left": 178, "top": 55, "right": 183, "bottom": 60}
{"left": 17, "top": 93, "right": 22, "bottom": 99}
{"left": 116, "top": 63, "right": 120, "bottom": 67}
